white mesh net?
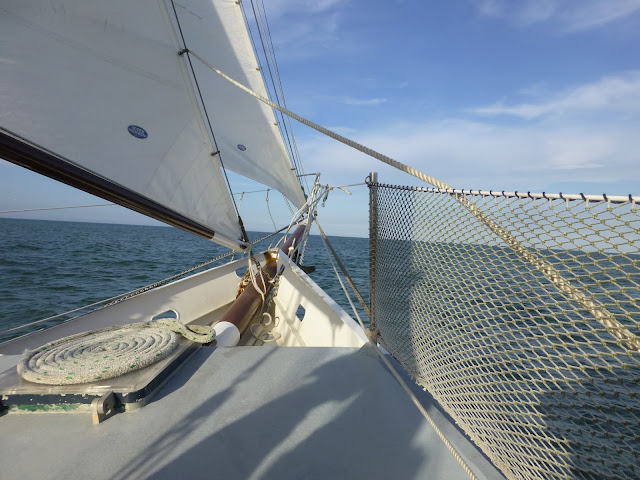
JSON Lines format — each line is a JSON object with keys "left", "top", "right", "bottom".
{"left": 369, "top": 183, "right": 640, "bottom": 480}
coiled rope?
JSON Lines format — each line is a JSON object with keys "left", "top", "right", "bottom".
{"left": 14, "top": 228, "right": 300, "bottom": 385}
{"left": 17, "top": 319, "right": 215, "bottom": 385}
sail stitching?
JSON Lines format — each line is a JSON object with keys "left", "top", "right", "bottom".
{"left": 168, "top": 1, "right": 245, "bottom": 236}
{"left": 242, "top": 0, "right": 306, "bottom": 191}
{"left": 0, "top": 7, "right": 183, "bottom": 89}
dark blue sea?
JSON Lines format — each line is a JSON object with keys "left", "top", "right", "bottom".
{"left": 0, "top": 218, "right": 369, "bottom": 344}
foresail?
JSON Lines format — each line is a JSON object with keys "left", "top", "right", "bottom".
{"left": 171, "top": 0, "right": 306, "bottom": 209}
{"left": 0, "top": 1, "right": 244, "bottom": 248}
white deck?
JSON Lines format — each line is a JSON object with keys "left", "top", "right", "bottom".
{"left": 0, "top": 345, "right": 502, "bottom": 479}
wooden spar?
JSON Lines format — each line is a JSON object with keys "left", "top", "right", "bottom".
{"left": 218, "top": 224, "right": 307, "bottom": 335}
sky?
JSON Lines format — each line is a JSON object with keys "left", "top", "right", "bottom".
{"left": 1, "top": 0, "right": 640, "bottom": 238}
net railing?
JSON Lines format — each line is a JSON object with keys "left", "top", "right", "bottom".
{"left": 368, "top": 183, "right": 640, "bottom": 480}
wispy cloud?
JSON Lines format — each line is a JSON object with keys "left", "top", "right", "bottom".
{"left": 332, "top": 96, "right": 387, "bottom": 106}
{"left": 468, "top": 71, "right": 640, "bottom": 119}
{"left": 264, "top": 0, "right": 345, "bottom": 18}
{"left": 256, "top": 0, "right": 352, "bottom": 61}
{"left": 298, "top": 118, "right": 640, "bottom": 193}
{"left": 473, "top": 0, "right": 640, "bottom": 32}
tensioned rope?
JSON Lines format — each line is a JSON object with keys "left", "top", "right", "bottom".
{"left": 239, "top": 0, "right": 306, "bottom": 191}
{"left": 186, "top": 49, "right": 640, "bottom": 352}
{"left": 0, "top": 203, "right": 114, "bottom": 214}
{"left": 266, "top": 189, "right": 278, "bottom": 231}
{"left": 248, "top": 0, "right": 301, "bottom": 178}
{"left": 187, "top": 50, "right": 449, "bottom": 191}
{"left": 232, "top": 183, "right": 366, "bottom": 198}
{"left": 316, "top": 221, "right": 370, "bottom": 318}
{"left": 316, "top": 225, "right": 480, "bottom": 480}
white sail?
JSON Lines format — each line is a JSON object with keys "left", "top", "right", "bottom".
{"left": 0, "top": 1, "right": 305, "bottom": 248}
{"left": 171, "top": 0, "right": 306, "bottom": 208}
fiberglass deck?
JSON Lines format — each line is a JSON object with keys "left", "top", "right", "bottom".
{"left": 0, "top": 345, "right": 503, "bottom": 479}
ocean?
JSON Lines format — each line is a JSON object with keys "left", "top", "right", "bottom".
{"left": 0, "top": 218, "right": 369, "bottom": 344}
{"left": 3, "top": 218, "right": 640, "bottom": 477}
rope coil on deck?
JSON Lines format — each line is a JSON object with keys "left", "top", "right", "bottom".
{"left": 17, "top": 319, "right": 215, "bottom": 385}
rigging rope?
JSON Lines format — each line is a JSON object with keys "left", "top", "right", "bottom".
{"left": 316, "top": 221, "right": 370, "bottom": 318}
{"left": 282, "top": 193, "right": 295, "bottom": 217}
{"left": 187, "top": 49, "right": 640, "bottom": 352}
{"left": 265, "top": 189, "right": 278, "bottom": 231}
{"left": 0, "top": 204, "right": 113, "bottom": 214}
{"left": 234, "top": 188, "right": 271, "bottom": 196}
{"left": 187, "top": 50, "right": 449, "bottom": 190}
{"left": 239, "top": 0, "right": 306, "bottom": 191}
{"left": 317, "top": 224, "right": 479, "bottom": 480}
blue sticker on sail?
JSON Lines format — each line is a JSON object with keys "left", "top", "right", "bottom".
{"left": 128, "top": 125, "right": 148, "bottom": 139}
{"left": 237, "top": 144, "right": 246, "bottom": 151}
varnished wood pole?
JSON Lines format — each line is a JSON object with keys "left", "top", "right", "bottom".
{"left": 218, "top": 224, "right": 307, "bottom": 335}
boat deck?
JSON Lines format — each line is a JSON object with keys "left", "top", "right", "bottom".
{"left": 0, "top": 345, "right": 503, "bottom": 479}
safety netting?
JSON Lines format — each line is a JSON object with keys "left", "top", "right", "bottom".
{"left": 368, "top": 182, "right": 640, "bottom": 480}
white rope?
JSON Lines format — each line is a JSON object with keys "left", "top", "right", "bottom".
{"left": 246, "top": 254, "right": 269, "bottom": 305}
{"left": 234, "top": 188, "right": 271, "bottom": 196}
{"left": 274, "top": 179, "right": 323, "bottom": 252}
{"left": 17, "top": 319, "right": 215, "bottom": 385}
{"left": 189, "top": 51, "right": 638, "bottom": 351}
{"left": 265, "top": 189, "right": 278, "bottom": 231}
{"left": 282, "top": 194, "right": 295, "bottom": 219}
{"left": 188, "top": 50, "right": 450, "bottom": 191}
{"left": 249, "top": 312, "right": 282, "bottom": 343}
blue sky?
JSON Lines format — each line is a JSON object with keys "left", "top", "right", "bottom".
{"left": 2, "top": 0, "right": 640, "bottom": 237}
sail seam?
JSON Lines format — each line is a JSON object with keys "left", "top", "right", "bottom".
{"left": 244, "top": 0, "right": 305, "bottom": 191}
{"left": 168, "top": 0, "right": 244, "bottom": 234}
{"left": 0, "top": 7, "right": 183, "bottom": 89}
{"left": 257, "top": 0, "right": 308, "bottom": 193}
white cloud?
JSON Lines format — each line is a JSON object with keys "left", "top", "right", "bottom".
{"left": 469, "top": 71, "right": 640, "bottom": 119}
{"left": 476, "top": 0, "right": 556, "bottom": 26}
{"left": 289, "top": 72, "right": 640, "bottom": 195}
{"left": 263, "top": 0, "right": 345, "bottom": 18}
{"left": 254, "top": 0, "right": 351, "bottom": 61}
{"left": 329, "top": 96, "right": 387, "bottom": 106}
{"left": 295, "top": 117, "right": 640, "bottom": 193}
{"left": 473, "top": 0, "right": 640, "bottom": 32}
{"left": 560, "top": 0, "right": 640, "bottom": 31}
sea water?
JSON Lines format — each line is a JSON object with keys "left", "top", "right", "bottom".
{"left": 0, "top": 218, "right": 369, "bottom": 343}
